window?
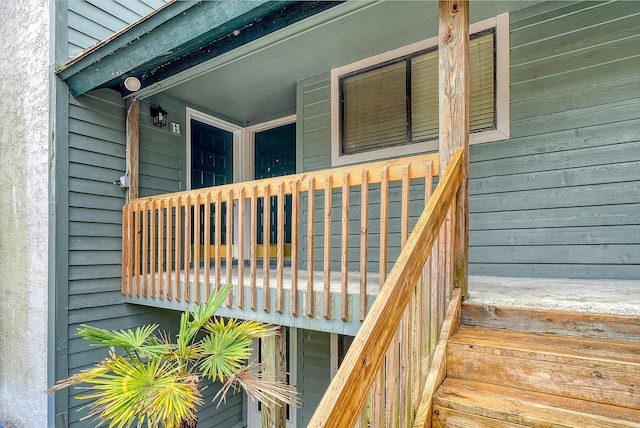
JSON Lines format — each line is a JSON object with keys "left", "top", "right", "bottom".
{"left": 331, "top": 13, "right": 509, "bottom": 165}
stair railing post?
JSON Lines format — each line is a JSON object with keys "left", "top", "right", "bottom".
{"left": 438, "top": 0, "right": 469, "bottom": 298}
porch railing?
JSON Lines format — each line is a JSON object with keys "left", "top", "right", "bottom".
{"left": 121, "top": 153, "right": 439, "bottom": 321}
{"left": 308, "top": 148, "right": 465, "bottom": 427}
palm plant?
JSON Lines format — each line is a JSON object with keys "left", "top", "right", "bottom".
{"left": 47, "top": 284, "right": 299, "bottom": 428}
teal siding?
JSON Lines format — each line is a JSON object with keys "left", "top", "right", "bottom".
{"left": 297, "top": 329, "right": 331, "bottom": 427}
{"left": 467, "top": 0, "right": 640, "bottom": 279}
{"left": 68, "top": 0, "right": 168, "bottom": 58}
{"left": 298, "top": 0, "right": 640, "bottom": 280}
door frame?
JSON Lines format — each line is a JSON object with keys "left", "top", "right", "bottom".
{"left": 243, "top": 114, "right": 297, "bottom": 181}
{"left": 185, "top": 107, "right": 244, "bottom": 190}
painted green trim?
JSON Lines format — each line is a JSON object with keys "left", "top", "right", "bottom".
{"left": 60, "top": 0, "right": 333, "bottom": 97}
{"left": 49, "top": 1, "right": 70, "bottom": 426}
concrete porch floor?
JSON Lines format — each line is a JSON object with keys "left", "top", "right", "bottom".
{"left": 467, "top": 276, "right": 640, "bottom": 316}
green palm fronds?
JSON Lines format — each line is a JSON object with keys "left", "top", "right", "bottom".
{"left": 76, "top": 351, "right": 202, "bottom": 428}
{"left": 47, "top": 284, "right": 299, "bottom": 427}
{"left": 78, "top": 324, "right": 159, "bottom": 351}
{"left": 198, "top": 328, "right": 252, "bottom": 382}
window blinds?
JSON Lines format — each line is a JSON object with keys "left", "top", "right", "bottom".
{"left": 341, "top": 31, "right": 495, "bottom": 155}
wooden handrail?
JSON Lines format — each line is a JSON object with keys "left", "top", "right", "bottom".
{"left": 122, "top": 152, "right": 439, "bottom": 322}
{"left": 307, "top": 148, "right": 464, "bottom": 427}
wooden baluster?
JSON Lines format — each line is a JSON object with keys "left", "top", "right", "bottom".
{"left": 226, "top": 189, "right": 233, "bottom": 307}
{"left": 134, "top": 204, "right": 141, "bottom": 297}
{"left": 215, "top": 191, "right": 222, "bottom": 291}
{"left": 121, "top": 204, "right": 129, "bottom": 295}
{"left": 379, "top": 166, "right": 389, "bottom": 284}
{"left": 359, "top": 170, "right": 369, "bottom": 321}
{"left": 370, "top": 366, "right": 385, "bottom": 427}
{"left": 290, "top": 180, "right": 299, "bottom": 317}
{"left": 399, "top": 165, "right": 411, "bottom": 427}
{"left": 157, "top": 200, "right": 164, "bottom": 300}
{"left": 263, "top": 184, "right": 271, "bottom": 312}
{"left": 340, "top": 172, "right": 349, "bottom": 322}
{"left": 203, "top": 192, "right": 211, "bottom": 298}
{"left": 277, "top": 182, "right": 285, "bottom": 314}
{"left": 250, "top": 186, "right": 258, "bottom": 311}
{"left": 193, "top": 194, "right": 201, "bottom": 303}
{"left": 142, "top": 201, "right": 149, "bottom": 298}
{"left": 323, "top": 175, "right": 332, "bottom": 320}
{"left": 174, "top": 198, "right": 182, "bottom": 302}
{"left": 307, "top": 178, "right": 315, "bottom": 318}
{"left": 166, "top": 199, "right": 173, "bottom": 301}
{"left": 184, "top": 196, "right": 191, "bottom": 303}
{"left": 238, "top": 189, "right": 245, "bottom": 309}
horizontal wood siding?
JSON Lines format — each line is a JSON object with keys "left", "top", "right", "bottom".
{"left": 468, "top": 0, "right": 640, "bottom": 279}
{"left": 138, "top": 97, "right": 184, "bottom": 197}
{"left": 67, "top": 0, "right": 167, "bottom": 59}
{"left": 298, "top": 329, "right": 331, "bottom": 427}
{"left": 298, "top": 0, "right": 640, "bottom": 280}
{"left": 64, "top": 88, "right": 241, "bottom": 427}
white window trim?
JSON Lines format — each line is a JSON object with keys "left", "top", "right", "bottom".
{"left": 330, "top": 13, "right": 510, "bottom": 166}
{"left": 185, "top": 107, "right": 244, "bottom": 190}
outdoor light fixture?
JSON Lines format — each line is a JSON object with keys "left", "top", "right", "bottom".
{"left": 124, "top": 76, "right": 141, "bottom": 92}
{"left": 150, "top": 105, "right": 168, "bottom": 127}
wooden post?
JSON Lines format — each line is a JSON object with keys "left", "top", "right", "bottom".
{"left": 438, "top": 0, "right": 469, "bottom": 298}
{"left": 126, "top": 99, "right": 139, "bottom": 203}
{"left": 261, "top": 327, "right": 287, "bottom": 428}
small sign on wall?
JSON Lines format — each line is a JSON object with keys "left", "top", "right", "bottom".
{"left": 171, "top": 122, "right": 181, "bottom": 135}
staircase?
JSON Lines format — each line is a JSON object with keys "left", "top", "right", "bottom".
{"left": 432, "top": 305, "right": 640, "bottom": 427}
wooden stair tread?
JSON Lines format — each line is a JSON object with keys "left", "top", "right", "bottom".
{"left": 450, "top": 325, "right": 640, "bottom": 370}
{"left": 461, "top": 304, "right": 640, "bottom": 342}
{"left": 447, "top": 326, "right": 640, "bottom": 409}
{"left": 433, "top": 378, "right": 640, "bottom": 428}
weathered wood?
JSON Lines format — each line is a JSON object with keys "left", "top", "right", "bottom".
{"left": 307, "top": 177, "right": 315, "bottom": 317}
{"left": 412, "top": 288, "right": 462, "bottom": 428}
{"left": 174, "top": 199, "right": 182, "bottom": 301}
{"left": 126, "top": 99, "right": 139, "bottom": 203}
{"left": 250, "top": 186, "right": 258, "bottom": 310}
{"left": 203, "top": 192, "right": 211, "bottom": 298}
{"left": 380, "top": 166, "right": 389, "bottom": 284}
{"left": 439, "top": 0, "right": 469, "bottom": 298}
{"left": 263, "top": 184, "right": 271, "bottom": 313}
{"left": 290, "top": 179, "right": 299, "bottom": 316}
{"left": 261, "top": 327, "right": 287, "bottom": 428}
{"left": 446, "top": 332, "right": 640, "bottom": 409}
{"left": 142, "top": 200, "right": 149, "bottom": 297}
{"left": 434, "top": 378, "right": 640, "bottom": 428}
{"left": 157, "top": 201, "right": 164, "bottom": 299}
{"left": 307, "top": 150, "right": 464, "bottom": 428}
{"left": 121, "top": 204, "right": 130, "bottom": 295}
{"left": 277, "top": 182, "right": 285, "bottom": 314}
{"left": 165, "top": 199, "right": 172, "bottom": 300}
{"left": 359, "top": 170, "right": 369, "bottom": 321}
{"left": 215, "top": 191, "right": 222, "bottom": 290}
{"left": 226, "top": 188, "right": 233, "bottom": 306}
{"left": 461, "top": 304, "right": 640, "bottom": 342}
{"left": 323, "top": 175, "right": 332, "bottom": 320}
{"left": 341, "top": 173, "right": 349, "bottom": 322}
{"left": 237, "top": 193, "right": 245, "bottom": 308}
{"left": 193, "top": 194, "right": 200, "bottom": 302}
{"left": 183, "top": 196, "right": 191, "bottom": 302}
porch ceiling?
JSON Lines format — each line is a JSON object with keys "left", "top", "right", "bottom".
{"left": 159, "top": 1, "right": 439, "bottom": 125}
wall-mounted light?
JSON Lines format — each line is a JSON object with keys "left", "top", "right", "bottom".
{"left": 150, "top": 105, "right": 168, "bottom": 127}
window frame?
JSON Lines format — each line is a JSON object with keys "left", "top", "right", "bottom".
{"left": 330, "top": 13, "right": 510, "bottom": 166}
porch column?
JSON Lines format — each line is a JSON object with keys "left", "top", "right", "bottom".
{"left": 261, "top": 327, "right": 287, "bottom": 427}
{"left": 438, "top": 0, "right": 469, "bottom": 297}
{"left": 126, "top": 99, "right": 139, "bottom": 202}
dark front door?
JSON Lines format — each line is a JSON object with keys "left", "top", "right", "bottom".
{"left": 191, "top": 119, "right": 233, "bottom": 246}
{"left": 255, "top": 123, "right": 296, "bottom": 252}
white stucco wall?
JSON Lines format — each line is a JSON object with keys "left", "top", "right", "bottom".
{"left": 0, "top": 0, "right": 50, "bottom": 426}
